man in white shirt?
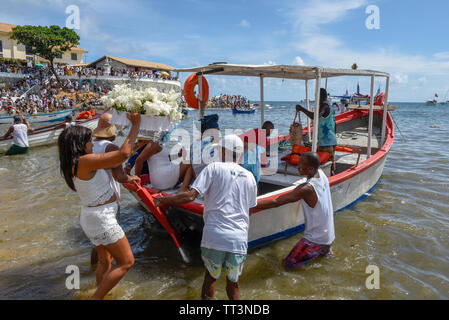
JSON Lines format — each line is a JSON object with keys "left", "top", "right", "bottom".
{"left": 254, "top": 152, "right": 335, "bottom": 268}
{"left": 2, "top": 115, "right": 34, "bottom": 155}
{"left": 156, "top": 134, "right": 258, "bottom": 300}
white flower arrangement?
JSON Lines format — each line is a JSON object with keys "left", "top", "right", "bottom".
{"left": 101, "top": 84, "right": 183, "bottom": 123}
{"left": 101, "top": 84, "right": 183, "bottom": 140}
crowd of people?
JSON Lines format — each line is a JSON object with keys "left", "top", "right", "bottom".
{"left": 0, "top": 65, "right": 107, "bottom": 116}
{"left": 209, "top": 94, "right": 251, "bottom": 109}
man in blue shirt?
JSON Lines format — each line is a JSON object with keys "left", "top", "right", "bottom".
{"left": 296, "top": 88, "right": 337, "bottom": 175}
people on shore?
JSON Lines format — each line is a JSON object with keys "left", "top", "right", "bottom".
{"left": 2, "top": 115, "right": 34, "bottom": 155}
{"left": 155, "top": 134, "right": 258, "bottom": 300}
{"left": 58, "top": 112, "right": 141, "bottom": 300}
{"left": 296, "top": 88, "right": 338, "bottom": 175}
{"left": 253, "top": 152, "right": 335, "bottom": 268}
{"left": 209, "top": 94, "right": 250, "bottom": 109}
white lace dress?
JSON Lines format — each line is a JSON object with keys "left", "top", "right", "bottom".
{"left": 74, "top": 169, "right": 125, "bottom": 246}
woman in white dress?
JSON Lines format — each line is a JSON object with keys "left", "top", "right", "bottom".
{"left": 58, "top": 113, "right": 141, "bottom": 300}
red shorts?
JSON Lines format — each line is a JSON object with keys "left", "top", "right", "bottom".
{"left": 283, "top": 238, "right": 332, "bottom": 268}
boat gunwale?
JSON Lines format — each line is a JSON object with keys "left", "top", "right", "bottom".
{"left": 123, "top": 108, "right": 394, "bottom": 216}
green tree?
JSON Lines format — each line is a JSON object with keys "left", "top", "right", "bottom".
{"left": 11, "top": 25, "right": 80, "bottom": 84}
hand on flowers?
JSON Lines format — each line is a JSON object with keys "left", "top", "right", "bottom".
{"left": 126, "top": 112, "right": 141, "bottom": 127}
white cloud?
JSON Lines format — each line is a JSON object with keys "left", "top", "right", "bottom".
{"left": 391, "top": 73, "right": 408, "bottom": 85}
{"left": 239, "top": 19, "right": 250, "bottom": 28}
{"left": 293, "top": 56, "right": 305, "bottom": 65}
{"left": 433, "top": 52, "right": 449, "bottom": 60}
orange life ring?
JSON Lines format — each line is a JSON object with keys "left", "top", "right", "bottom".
{"left": 184, "top": 73, "right": 209, "bottom": 109}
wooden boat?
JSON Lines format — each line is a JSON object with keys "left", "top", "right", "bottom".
{"left": 0, "top": 115, "right": 99, "bottom": 153}
{"left": 123, "top": 64, "right": 394, "bottom": 262}
{"left": 232, "top": 108, "right": 256, "bottom": 114}
{"left": 0, "top": 109, "right": 74, "bottom": 124}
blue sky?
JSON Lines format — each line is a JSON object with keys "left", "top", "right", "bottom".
{"left": 2, "top": 0, "right": 449, "bottom": 102}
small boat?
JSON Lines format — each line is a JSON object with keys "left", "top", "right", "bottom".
{"left": 0, "top": 115, "right": 99, "bottom": 154}
{"left": 0, "top": 109, "right": 74, "bottom": 124}
{"left": 232, "top": 108, "right": 256, "bottom": 114}
{"left": 426, "top": 100, "right": 437, "bottom": 106}
{"left": 124, "top": 63, "right": 394, "bottom": 262}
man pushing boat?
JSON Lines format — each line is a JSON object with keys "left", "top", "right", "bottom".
{"left": 254, "top": 152, "right": 335, "bottom": 268}
{"left": 155, "top": 134, "right": 258, "bottom": 300}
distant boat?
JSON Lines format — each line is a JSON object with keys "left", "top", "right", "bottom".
{"left": 426, "top": 100, "right": 437, "bottom": 106}
{"left": 0, "top": 109, "right": 74, "bottom": 124}
{"left": 232, "top": 108, "right": 255, "bottom": 114}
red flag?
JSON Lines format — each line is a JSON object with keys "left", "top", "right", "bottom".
{"left": 435, "top": 93, "right": 439, "bottom": 97}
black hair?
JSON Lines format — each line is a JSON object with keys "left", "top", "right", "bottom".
{"left": 58, "top": 125, "right": 92, "bottom": 191}
{"left": 13, "top": 116, "right": 21, "bottom": 124}
{"left": 301, "top": 152, "right": 321, "bottom": 170}
{"left": 320, "top": 88, "right": 328, "bottom": 105}
{"left": 65, "top": 115, "right": 72, "bottom": 121}
{"left": 262, "top": 121, "right": 274, "bottom": 129}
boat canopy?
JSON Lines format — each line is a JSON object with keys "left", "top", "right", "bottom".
{"left": 174, "top": 63, "right": 390, "bottom": 80}
{"left": 174, "top": 63, "right": 391, "bottom": 158}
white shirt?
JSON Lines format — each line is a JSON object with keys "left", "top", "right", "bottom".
{"left": 92, "top": 140, "right": 121, "bottom": 200}
{"left": 12, "top": 123, "right": 29, "bottom": 147}
{"left": 191, "top": 162, "right": 258, "bottom": 254}
{"left": 302, "top": 169, "right": 335, "bottom": 245}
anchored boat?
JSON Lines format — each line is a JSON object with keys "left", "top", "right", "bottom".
{"left": 0, "top": 115, "right": 99, "bottom": 154}
{"left": 124, "top": 64, "right": 394, "bottom": 262}
{"left": 0, "top": 109, "right": 74, "bottom": 124}
{"left": 232, "top": 107, "right": 256, "bottom": 114}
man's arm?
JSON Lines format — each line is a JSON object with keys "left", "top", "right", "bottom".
{"left": 23, "top": 117, "right": 33, "bottom": 132}
{"left": 156, "top": 188, "right": 199, "bottom": 207}
{"left": 2, "top": 126, "right": 13, "bottom": 139}
{"left": 296, "top": 104, "right": 314, "bottom": 120}
{"left": 105, "top": 143, "right": 141, "bottom": 184}
{"left": 253, "top": 183, "right": 313, "bottom": 211}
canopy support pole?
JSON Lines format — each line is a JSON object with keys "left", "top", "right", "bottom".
{"left": 305, "top": 79, "right": 311, "bottom": 142}
{"left": 198, "top": 73, "right": 204, "bottom": 119}
{"left": 260, "top": 74, "right": 264, "bottom": 127}
{"left": 367, "top": 75, "right": 375, "bottom": 158}
{"left": 381, "top": 76, "right": 390, "bottom": 144}
{"left": 312, "top": 70, "right": 321, "bottom": 153}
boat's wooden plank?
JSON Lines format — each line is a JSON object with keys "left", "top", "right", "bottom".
{"left": 347, "top": 105, "right": 397, "bottom": 111}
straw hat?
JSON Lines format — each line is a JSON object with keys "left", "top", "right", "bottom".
{"left": 93, "top": 113, "right": 116, "bottom": 138}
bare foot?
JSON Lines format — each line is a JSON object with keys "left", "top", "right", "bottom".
{"left": 177, "top": 186, "right": 189, "bottom": 194}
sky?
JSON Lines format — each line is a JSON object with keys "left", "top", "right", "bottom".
{"left": 1, "top": 0, "right": 449, "bottom": 102}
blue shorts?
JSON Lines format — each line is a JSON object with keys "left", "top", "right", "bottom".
{"left": 201, "top": 247, "right": 246, "bottom": 283}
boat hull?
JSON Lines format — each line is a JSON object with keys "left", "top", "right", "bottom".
{"left": 0, "top": 109, "right": 74, "bottom": 124}
{"left": 0, "top": 117, "right": 99, "bottom": 153}
{"left": 124, "top": 109, "right": 394, "bottom": 252}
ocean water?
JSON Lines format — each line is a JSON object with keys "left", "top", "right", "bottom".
{"left": 0, "top": 102, "right": 448, "bottom": 299}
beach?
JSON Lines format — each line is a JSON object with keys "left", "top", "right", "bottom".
{"left": 0, "top": 102, "right": 448, "bottom": 299}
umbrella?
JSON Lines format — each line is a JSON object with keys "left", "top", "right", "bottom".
{"left": 160, "top": 71, "right": 170, "bottom": 77}
{"left": 35, "top": 63, "right": 44, "bottom": 67}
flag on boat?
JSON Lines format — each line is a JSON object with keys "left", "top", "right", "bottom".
{"left": 345, "top": 88, "right": 349, "bottom": 96}
{"left": 435, "top": 93, "right": 438, "bottom": 97}
{"left": 357, "top": 82, "right": 360, "bottom": 95}
{"left": 376, "top": 87, "right": 381, "bottom": 96}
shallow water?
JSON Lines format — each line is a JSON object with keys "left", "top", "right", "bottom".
{"left": 0, "top": 102, "right": 448, "bottom": 299}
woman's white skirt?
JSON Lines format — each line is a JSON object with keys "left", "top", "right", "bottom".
{"left": 80, "top": 202, "right": 125, "bottom": 246}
